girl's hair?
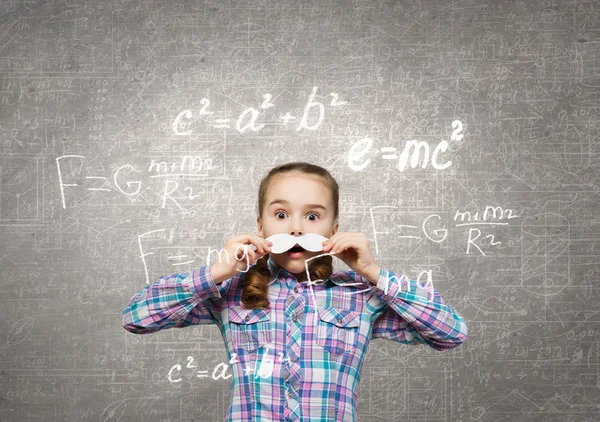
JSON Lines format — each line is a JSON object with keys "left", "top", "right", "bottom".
{"left": 241, "top": 162, "right": 340, "bottom": 309}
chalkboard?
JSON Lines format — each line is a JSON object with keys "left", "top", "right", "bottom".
{"left": 1, "top": 0, "right": 599, "bottom": 420}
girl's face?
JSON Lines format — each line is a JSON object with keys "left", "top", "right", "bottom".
{"left": 257, "top": 172, "right": 338, "bottom": 276}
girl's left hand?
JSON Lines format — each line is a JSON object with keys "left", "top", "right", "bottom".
{"left": 322, "top": 232, "right": 378, "bottom": 279}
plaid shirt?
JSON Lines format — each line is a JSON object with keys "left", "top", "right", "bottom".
{"left": 123, "top": 256, "right": 468, "bottom": 421}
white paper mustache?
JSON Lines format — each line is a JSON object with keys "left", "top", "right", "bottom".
{"left": 265, "top": 232, "right": 329, "bottom": 254}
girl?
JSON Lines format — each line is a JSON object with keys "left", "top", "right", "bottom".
{"left": 123, "top": 161, "right": 468, "bottom": 422}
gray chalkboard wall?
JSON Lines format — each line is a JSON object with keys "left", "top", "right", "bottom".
{"left": 1, "top": 0, "right": 599, "bottom": 420}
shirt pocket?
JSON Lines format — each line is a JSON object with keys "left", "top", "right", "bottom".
{"left": 228, "top": 305, "right": 272, "bottom": 352}
{"left": 316, "top": 306, "right": 361, "bottom": 356}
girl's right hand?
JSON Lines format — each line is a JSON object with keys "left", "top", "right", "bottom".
{"left": 212, "top": 234, "right": 273, "bottom": 280}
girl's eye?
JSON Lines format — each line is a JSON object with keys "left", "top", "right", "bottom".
{"left": 274, "top": 211, "right": 320, "bottom": 221}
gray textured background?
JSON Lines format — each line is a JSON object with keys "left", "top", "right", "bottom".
{"left": 1, "top": 0, "right": 599, "bottom": 421}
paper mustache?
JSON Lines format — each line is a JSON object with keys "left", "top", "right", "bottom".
{"left": 265, "top": 232, "right": 329, "bottom": 254}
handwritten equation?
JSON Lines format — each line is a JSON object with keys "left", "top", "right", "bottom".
{"left": 172, "top": 86, "right": 347, "bottom": 134}
{"left": 167, "top": 350, "right": 285, "bottom": 383}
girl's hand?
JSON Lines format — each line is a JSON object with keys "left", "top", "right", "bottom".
{"left": 212, "top": 234, "right": 273, "bottom": 279}
{"left": 322, "top": 232, "right": 378, "bottom": 279}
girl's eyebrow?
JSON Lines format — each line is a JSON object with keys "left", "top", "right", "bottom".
{"left": 269, "top": 199, "right": 327, "bottom": 211}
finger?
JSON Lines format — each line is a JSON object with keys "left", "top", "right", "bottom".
{"left": 248, "top": 243, "right": 261, "bottom": 255}
{"left": 236, "top": 244, "right": 252, "bottom": 261}
{"left": 236, "top": 242, "right": 257, "bottom": 260}
{"left": 258, "top": 234, "right": 272, "bottom": 246}
{"left": 251, "top": 234, "right": 270, "bottom": 254}
{"left": 255, "top": 243, "right": 265, "bottom": 255}
{"left": 332, "top": 239, "right": 352, "bottom": 254}
{"left": 249, "top": 235, "right": 263, "bottom": 254}
{"left": 258, "top": 235, "right": 272, "bottom": 252}
{"left": 323, "top": 233, "right": 345, "bottom": 252}
{"left": 252, "top": 250, "right": 264, "bottom": 265}
{"left": 236, "top": 234, "right": 265, "bottom": 254}
{"left": 249, "top": 249, "right": 258, "bottom": 264}
{"left": 331, "top": 234, "right": 363, "bottom": 254}
{"left": 235, "top": 245, "right": 245, "bottom": 260}
{"left": 243, "top": 247, "right": 255, "bottom": 263}
{"left": 322, "top": 232, "right": 340, "bottom": 249}
{"left": 252, "top": 235, "right": 266, "bottom": 254}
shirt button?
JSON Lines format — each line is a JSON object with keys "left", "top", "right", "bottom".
{"left": 288, "top": 392, "right": 293, "bottom": 398}
{"left": 244, "top": 315, "right": 250, "bottom": 321}
{"left": 294, "top": 285, "right": 300, "bottom": 293}
{"left": 337, "top": 317, "right": 342, "bottom": 324}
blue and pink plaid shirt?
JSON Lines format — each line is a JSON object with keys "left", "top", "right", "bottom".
{"left": 123, "top": 256, "right": 468, "bottom": 421}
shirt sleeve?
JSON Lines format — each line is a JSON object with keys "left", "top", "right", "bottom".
{"left": 122, "top": 265, "right": 232, "bottom": 334}
{"left": 367, "top": 267, "right": 469, "bottom": 351}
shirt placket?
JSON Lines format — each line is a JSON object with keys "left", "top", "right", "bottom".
{"left": 283, "top": 279, "right": 304, "bottom": 421}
